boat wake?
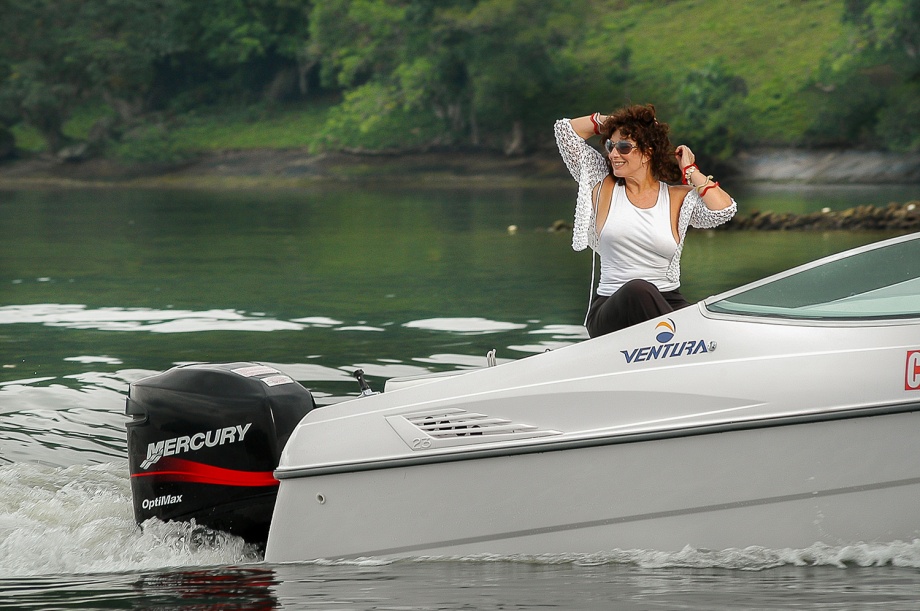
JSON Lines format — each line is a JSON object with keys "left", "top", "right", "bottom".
{"left": 402, "top": 540, "right": 920, "bottom": 571}
{"left": 0, "top": 462, "right": 261, "bottom": 577}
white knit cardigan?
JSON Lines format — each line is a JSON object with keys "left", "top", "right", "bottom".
{"left": 554, "top": 118, "right": 737, "bottom": 285}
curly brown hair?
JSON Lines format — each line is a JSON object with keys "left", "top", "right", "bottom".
{"left": 600, "top": 104, "right": 681, "bottom": 185}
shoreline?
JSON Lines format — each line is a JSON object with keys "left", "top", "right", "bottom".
{"left": 0, "top": 149, "right": 570, "bottom": 190}
{"left": 1, "top": 147, "right": 920, "bottom": 190}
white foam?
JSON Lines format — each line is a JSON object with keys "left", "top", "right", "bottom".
{"left": 403, "top": 317, "right": 527, "bottom": 334}
{"left": 0, "top": 462, "right": 260, "bottom": 577}
{"left": 0, "top": 304, "right": 303, "bottom": 333}
{"left": 406, "top": 541, "right": 920, "bottom": 570}
{"left": 64, "top": 356, "right": 124, "bottom": 365}
{"left": 290, "top": 316, "right": 344, "bottom": 326}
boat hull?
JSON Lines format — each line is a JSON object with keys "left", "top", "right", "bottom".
{"left": 265, "top": 406, "right": 920, "bottom": 561}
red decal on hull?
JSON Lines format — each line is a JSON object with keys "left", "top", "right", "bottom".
{"left": 907, "top": 350, "right": 920, "bottom": 391}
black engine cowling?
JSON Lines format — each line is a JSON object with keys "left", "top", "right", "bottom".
{"left": 125, "top": 362, "right": 316, "bottom": 544}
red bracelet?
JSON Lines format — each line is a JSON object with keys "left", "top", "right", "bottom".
{"left": 681, "top": 163, "right": 698, "bottom": 185}
{"left": 590, "top": 112, "right": 602, "bottom": 136}
{"left": 700, "top": 181, "right": 719, "bottom": 197}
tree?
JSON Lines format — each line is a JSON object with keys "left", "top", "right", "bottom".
{"left": 0, "top": 0, "right": 178, "bottom": 151}
{"left": 668, "top": 60, "right": 751, "bottom": 163}
{"left": 808, "top": 0, "right": 920, "bottom": 151}
{"left": 309, "top": 0, "right": 476, "bottom": 150}
{"left": 0, "top": 0, "right": 316, "bottom": 153}
{"left": 842, "top": 0, "right": 920, "bottom": 64}
{"left": 154, "top": 0, "right": 314, "bottom": 108}
{"left": 311, "top": 0, "right": 595, "bottom": 154}
{"left": 851, "top": 0, "right": 920, "bottom": 151}
{"left": 0, "top": 1, "right": 85, "bottom": 151}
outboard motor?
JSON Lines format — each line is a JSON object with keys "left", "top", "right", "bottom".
{"left": 126, "top": 362, "right": 316, "bottom": 544}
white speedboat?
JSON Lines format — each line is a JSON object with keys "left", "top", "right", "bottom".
{"left": 127, "top": 232, "right": 920, "bottom": 560}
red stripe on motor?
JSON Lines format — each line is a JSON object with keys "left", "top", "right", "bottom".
{"left": 132, "top": 457, "right": 278, "bottom": 487}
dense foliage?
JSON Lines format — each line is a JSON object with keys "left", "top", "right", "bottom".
{"left": 0, "top": 0, "right": 916, "bottom": 161}
{"left": 807, "top": 0, "right": 920, "bottom": 151}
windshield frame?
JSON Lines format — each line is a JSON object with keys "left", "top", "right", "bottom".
{"left": 702, "top": 232, "right": 920, "bottom": 325}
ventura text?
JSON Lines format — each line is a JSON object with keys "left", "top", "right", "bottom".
{"left": 621, "top": 340, "right": 709, "bottom": 364}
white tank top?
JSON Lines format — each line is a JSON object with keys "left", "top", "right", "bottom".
{"left": 596, "top": 181, "right": 680, "bottom": 296}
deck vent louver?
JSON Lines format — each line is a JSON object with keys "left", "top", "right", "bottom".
{"left": 386, "top": 407, "right": 560, "bottom": 451}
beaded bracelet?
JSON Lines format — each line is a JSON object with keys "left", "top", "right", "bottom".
{"left": 590, "top": 112, "right": 602, "bottom": 136}
{"left": 683, "top": 164, "right": 698, "bottom": 185}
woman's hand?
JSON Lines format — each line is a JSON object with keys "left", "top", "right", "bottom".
{"left": 675, "top": 144, "right": 695, "bottom": 171}
{"left": 675, "top": 144, "right": 733, "bottom": 210}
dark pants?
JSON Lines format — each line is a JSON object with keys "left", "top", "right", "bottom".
{"left": 585, "top": 279, "right": 691, "bottom": 338}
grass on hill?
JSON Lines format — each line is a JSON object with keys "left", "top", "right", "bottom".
{"left": 592, "top": 0, "right": 844, "bottom": 143}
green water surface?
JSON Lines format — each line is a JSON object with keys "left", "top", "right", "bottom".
{"left": 0, "top": 185, "right": 910, "bottom": 398}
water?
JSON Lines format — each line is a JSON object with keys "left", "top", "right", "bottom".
{"left": 1, "top": 182, "right": 919, "bottom": 609}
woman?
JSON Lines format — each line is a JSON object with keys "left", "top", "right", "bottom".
{"left": 554, "top": 104, "right": 736, "bottom": 338}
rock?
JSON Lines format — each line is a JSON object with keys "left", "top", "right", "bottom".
{"left": 56, "top": 142, "right": 90, "bottom": 163}
{"left": 548, "top": 219, "right": 570, "bottom": 232}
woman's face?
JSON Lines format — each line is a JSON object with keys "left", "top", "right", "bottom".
{"left": 606, "top": 129, "right": 649, "bottom": 179}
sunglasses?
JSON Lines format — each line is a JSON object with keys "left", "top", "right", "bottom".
{"left": 604, "top": 140, "right": 638, "bottom": 155}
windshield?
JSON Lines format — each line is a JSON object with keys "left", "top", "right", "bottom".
{"left": 706, "top": 234, "right": 920, "bottom": 320}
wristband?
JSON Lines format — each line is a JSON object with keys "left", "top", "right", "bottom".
{"left": 590, "top": 112, "right": 602, "bottom": 136}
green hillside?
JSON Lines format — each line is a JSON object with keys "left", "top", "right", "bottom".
{"left": 3, "top": 0, "right": 861, "bottom": 158}
{"left": 165, "top": 0, "right": 846, "bottom": 154}
{"left": 596, "top": 0, "right": 844, "bottom": 143}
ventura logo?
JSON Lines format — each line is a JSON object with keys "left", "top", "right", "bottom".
{"left": 620, "top": 319, "right": 714, "bottom": 364}
{"left": 140, "top": 423, "right": 253, "bottom": 469}
{"left": 655, "top": 319, "right": 676, "bottom": 343}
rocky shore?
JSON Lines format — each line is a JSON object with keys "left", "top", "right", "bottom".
{"left": 722, "top": 202, "right": 920, "bottom": 232}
